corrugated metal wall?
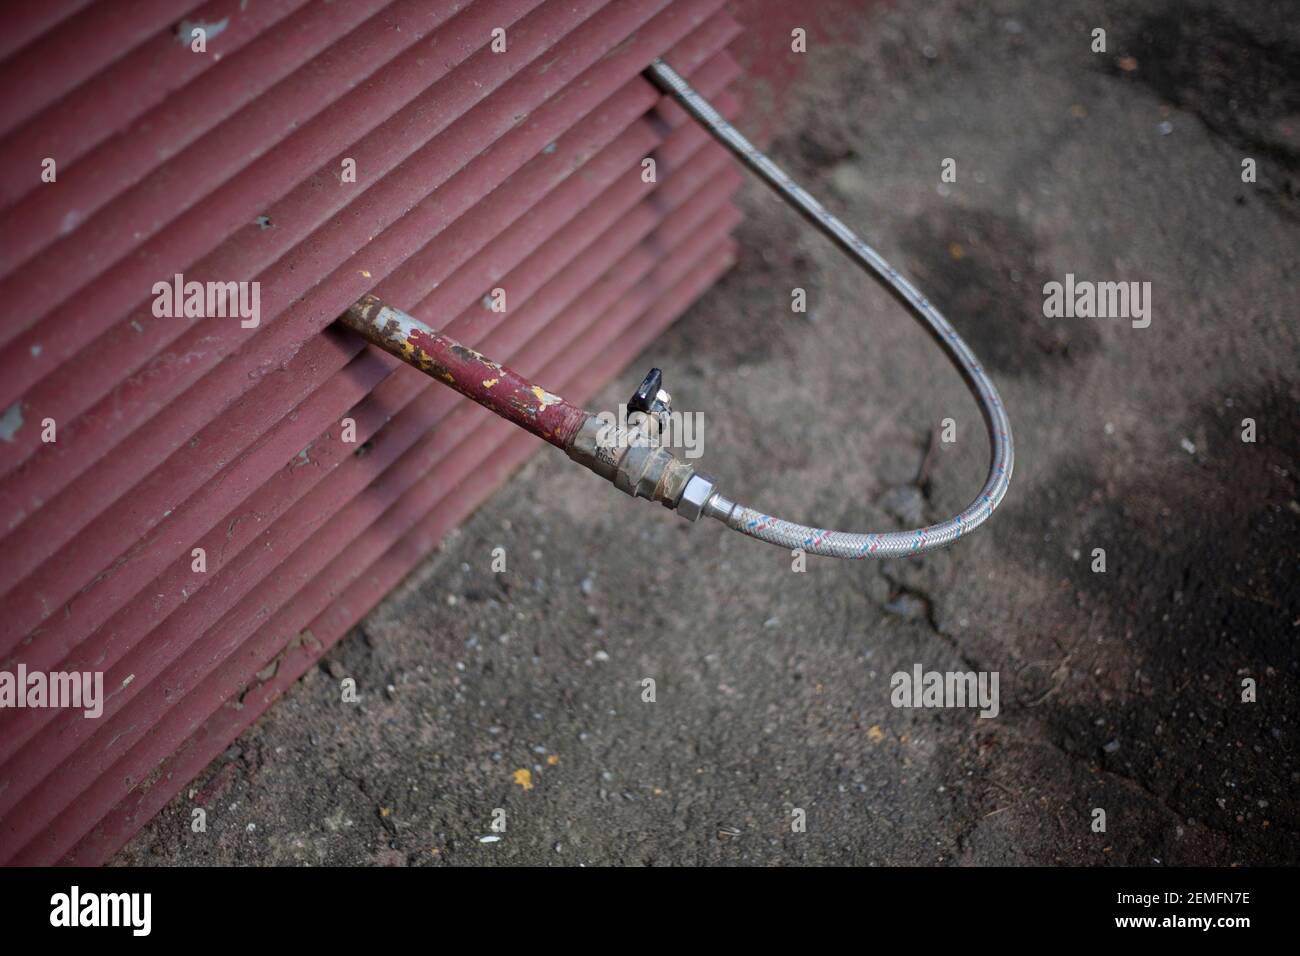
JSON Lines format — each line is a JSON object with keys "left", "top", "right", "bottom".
{"left": 0, "top": 0, "right": 741, "bottom": 864}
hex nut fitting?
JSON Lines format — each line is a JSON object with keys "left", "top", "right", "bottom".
{"left": 676, "top": 472, "right": 717, "bottom": 522}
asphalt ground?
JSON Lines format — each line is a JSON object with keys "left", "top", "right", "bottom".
{"left": 118, "top": 0, "right": 1298, "bottom": 866}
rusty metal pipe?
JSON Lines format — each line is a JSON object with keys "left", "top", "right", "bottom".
{"left": 340, "top": 294, "right": 589, "bottom": 451}
{"left": 337, "top": 294, "right": 710, "bottom": 516}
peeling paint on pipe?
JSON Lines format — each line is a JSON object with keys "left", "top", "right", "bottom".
{"left": 338, "top": 294, "right": 590, "bottom": 451}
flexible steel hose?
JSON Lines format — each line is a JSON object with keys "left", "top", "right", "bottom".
{"left": 644, "top": 58, "right": 1014, "bottom": 558}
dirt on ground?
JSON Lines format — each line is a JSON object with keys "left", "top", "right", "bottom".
{"left": 117, "top": 0, "right": 1298, "bottom": 866}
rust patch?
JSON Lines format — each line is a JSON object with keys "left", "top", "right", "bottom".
{"left": 450, "top": 343, "right": 487, "bottom": 363}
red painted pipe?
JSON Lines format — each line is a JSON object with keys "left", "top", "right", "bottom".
{"left": 338, "top": 294, "right": 590, "bottom": 451}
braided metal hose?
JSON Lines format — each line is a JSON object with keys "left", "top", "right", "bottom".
{"left": 644, "top": 58, "right": 1014, "bottom": 558}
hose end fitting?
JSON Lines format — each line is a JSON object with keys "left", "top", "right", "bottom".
{"left": 675, "top": 472, "right": 719, "bottom": 522}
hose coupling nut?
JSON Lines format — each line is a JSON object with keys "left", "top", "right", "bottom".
{"left": 675, "top": 472, "right": 718, "bottom": 522}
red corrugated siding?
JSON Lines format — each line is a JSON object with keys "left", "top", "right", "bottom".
{"left": 0, "top": 0, "right": 741, "bottom": 864}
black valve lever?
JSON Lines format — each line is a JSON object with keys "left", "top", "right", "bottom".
{"left": 628, "top": 367, "right": 671, "bottom": 419}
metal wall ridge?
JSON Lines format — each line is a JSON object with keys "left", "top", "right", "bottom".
{"left": 0, "top": 0, "right": 209, "bottom": 139}
{"left": 0, "top": 0, "right": 723, "bottom": 558}
{"left": 0, "top": 0, "right": 408, "bottom": 347}
{"left": 0, "top": 0, "right": 314, "bottom": 221}
{"left": 0, "top": 0, "right": 565, "bottom": 431}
